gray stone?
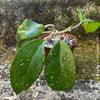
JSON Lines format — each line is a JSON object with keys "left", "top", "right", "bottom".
{"left": 79, "top": 93, "right": 89, "bottom": 100}
{"left": 0, "top": 62, "right": 100, "bottom": 99}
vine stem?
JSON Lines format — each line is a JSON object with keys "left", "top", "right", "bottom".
{"left": 43, "top": 24, "right": 55, "bottom": 34}
{"left": 43, "top": 22, "right": 84, "bottom": 41}
{"left": 57, "top": 22, "right": 83, "bottom": 34}
{"left": 57, "top": 26, "right": 72, "bottom": 34}
{"left": 43, "top": 31, "right": 51, "bottom": 34}
{"left": 44, "top": 24, "right": 55, "bottom": 29}
{"left": 43, "top": 22, "right": 83, "bottom": 34}
{"left": 71, "top": 22, "right": 83, "bottom": 30}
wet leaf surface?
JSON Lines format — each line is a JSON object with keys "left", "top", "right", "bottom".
{"left": 0, "top": 39, "right": 99, "bottom": 82}
{"left": 10, "top": 39, "right": 45, "bottom": 94}
{"left": 45, "top": 40, "right": 76, "bottom": 91}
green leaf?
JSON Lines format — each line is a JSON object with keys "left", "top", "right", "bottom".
{"left": 45, "top": 40, "right": 76, "bottom": 92}
{"left": 78, "top": 9, "right": 94, "bottom": 23}
{"left": 78, "top": 9, "right": 100, "bottom": 33}
{"left": 16, "top": 19, "right": 45, "bottom": 43}
{"left": 16, "top": 38, "right": 32, "bottom": 51}
{"left": 10, "top": 39, "right": 45, "bottom": 94}
{"left": 82, "top": 21, "right": 100, "bottom": 33}
{"left": 78, "top": 9, "right": 86, "bottom": 22}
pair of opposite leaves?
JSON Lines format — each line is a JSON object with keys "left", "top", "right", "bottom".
{"left": 10, "top": 9, "right": 100, "bottom": 94}
{"left": 10, "top": 39, "right": 76, "bottom": 94}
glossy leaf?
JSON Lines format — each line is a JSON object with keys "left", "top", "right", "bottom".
{"left": 78, "top": 9, "right": 94, "bottom": 23}
{"left": 78, "top": 9, "right": 100, "bottom": 33}
{"left": 45, "top": 40, "right": 76, "bottom": 92}
{"left": 16, "top": 19, "right": 45, "bottom": 43}
{"left": 10, "top": 39, "right": 45, "bottom": 94}
{"left": 82, "top": 21, "right": 100, "bottom": 33}
{"left": 16, "top": 38, "right": 32, "bottom": 51}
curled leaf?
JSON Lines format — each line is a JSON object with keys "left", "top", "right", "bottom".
{"left": 16, "top": 19, "right": 45, "bottom": 43}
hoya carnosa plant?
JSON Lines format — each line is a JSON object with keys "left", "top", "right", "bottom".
{"left": 10, "top": 9, "right": 100, "bottom": 94}
{"left": 78, "top": 9, "right": 100, "bottom": 33}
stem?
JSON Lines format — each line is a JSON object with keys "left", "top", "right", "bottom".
{"left": 71, "top": 22, "right": 83, "bottom": 29}
{"left": 43, "top": 24, "right": 55, "bottom": 34}
{"left": 44, "top": 30, "right": 58, "bottom": 41}
{"left": 57, "top": 27, "right": 72, "bottom": 34}
{"left": 44, "top": 24, "right": 55, "bottom": 29}
{"left": 57, "top": 22, "right": 83, "bottom": 34}
{"left": 43, "top": 22, "right": 84, "bottom": 34}
{"left": 44, "top": 33, "right": 52, "bottom": 40}
{"left": 43, "top": 31, "right": 51, "bottom": 34}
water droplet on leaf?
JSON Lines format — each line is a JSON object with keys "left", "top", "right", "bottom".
{"left": 58, "top": 77, "right": 60, "bottom": 79}
{"left": 50, "top": 83, "right": 54, "bottom": 86}
{"left": 71, "top": 61, "right": 73, "bottom": 64}
{"left": 20, "top": 59, "right": 23, "bottom": 61}
{"left": 61, "top": 64, "right": 64, "bottom": 67}
{"left": 51, "top": 76, "right": 53, "bottom": 79}
{"left": 15, "top": 83, "right": 18, "bottom": 85}
{"left": 20, "top": 63, "right": 24, "bottom": 66}
{"left": 50, "top": 53, "right": 52, "bottom": 56}
{"left": 65, "top": 75, "right": 67, "bottom": 77}
{"left": 27, "top": 59, "right": 30, "bottom": 61}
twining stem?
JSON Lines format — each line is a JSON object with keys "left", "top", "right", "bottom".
{"left": 44, "top": 24, "right": 55, "bottom": 29}
{"left": 43, "top": 33, "right": 52, "bottom": 40}
{"left": 43, "top": 24, "right": 55, "bottom": 34}
{"left": 71, "top": 22, "right": 83, "bottom": 30}
{"left": 43, "top": 22, "right": 84, "bottom": 41}
{"left": 43, "top": 31, "right": 51, "bottom": 34}
{"left": 43, "top": 22, "right": 83, "bottom": 34}
{"left": 57, "top": 26, "right": 72, "bottom": 34}
{"left": 57, "top": 22, "right": 83, "bottom": 34}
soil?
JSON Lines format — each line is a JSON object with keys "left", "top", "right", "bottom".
{"left": 45, "top": 35, "right": 76, "bottom": 48}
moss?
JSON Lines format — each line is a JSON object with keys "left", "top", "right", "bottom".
{"left": 95, "top": 0, "right": 100, "bottom": 5}
{"left": 74, "top": 40, "right": 99, "bottom": 82}
{"left": 90, "top": 9, "right": 97, "bottom": 15}
{"left": 89, "top": 9, "right": 98, "bottom": 20}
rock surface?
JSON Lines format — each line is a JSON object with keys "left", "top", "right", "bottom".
{"left": 0, "top": 62, "right": 100, "bottom": 100}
